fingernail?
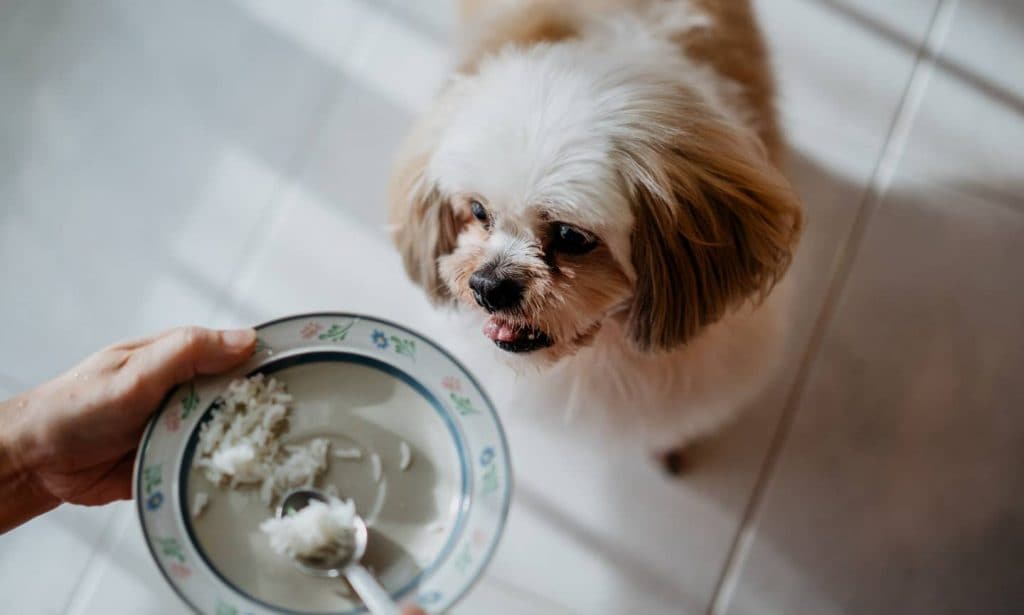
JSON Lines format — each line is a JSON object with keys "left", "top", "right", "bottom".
{"left": 222, "top": 328, "right": 256, "bottom": 350}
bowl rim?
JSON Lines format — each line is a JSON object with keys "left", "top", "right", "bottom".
{"left": 133, "top": 311, "right": 513, "bottom": 614}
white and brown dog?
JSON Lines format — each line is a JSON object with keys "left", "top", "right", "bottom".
{"left": 389, "top": 0, "right": 802, "bottom": 470}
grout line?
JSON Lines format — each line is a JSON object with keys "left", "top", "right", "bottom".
{"left": 704, "top": 1, "right": 960, "bottom": 613}
{"left": 61, "top": 504, "right": 133, "bottom": 615}
{"left": 49, "top": 16, "right": 373, "bottom": 615}
{"left": 205, "top": 70, "right": 354, "bottom": 326}
{"left": 870, "top": 0, "right": 960, "bottom": 198}
{"left": 205, "top": 3, "right": 397, "bottom": 327}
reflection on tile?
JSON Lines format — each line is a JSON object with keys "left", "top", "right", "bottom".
{"left": 67, "top": 503, "right": 190, "bottom": 615}
{"left": 214, "top": 175, "right": 438, "bottom": 330}
{"left": 234, "top": 0, "right": 447, "bottom": 114}
{"left": 897, "top": 0, "right": 1024, "bottom": 209}
{"left": 487, "top": 418, "right": 718, "bottom": 615}
{"left": 210, "top": 14, "right": 454, "bottom": 327}
{"left": 0, "top": 505, "right": 118, "bottom": 615}
{"left": 753, "top": 0, "right": 939, "bottom": 151}
{"left": 724, "top": 178, "right": 1024, "bottom": 615}
{"left": 0, "top": 0, "right": 345, "bottom": 385}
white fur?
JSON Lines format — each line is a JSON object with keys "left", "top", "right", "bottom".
{"left": 445, "top": 275, "right": 793, "bottom": 453}
{"left": 406, "top": 1, "right": 793, "bottom": 452}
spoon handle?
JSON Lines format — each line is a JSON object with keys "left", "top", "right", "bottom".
{"left": 346, "top": 564, "right": 400, "bottom": 615}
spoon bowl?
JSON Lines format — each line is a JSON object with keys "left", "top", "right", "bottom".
{"left": 276, "top": 488, "right": 399, "bottom": 615}
{"left": 277, "top": 489, "right": 368, "bottom": 578}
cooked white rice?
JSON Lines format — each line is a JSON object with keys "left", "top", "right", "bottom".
{"left": 370, "top": 453, "right": 382, "bottom": 483}
{"left": 191, "top": 491, "right": 209, "bottom": 518}
{"left": 398, "top": 441, "right": 412, "bottom": 471}
{"left": 194, "top": 374, "right": 330, "bottom": 506}
{"left": 260, "top": 496, "right": 356, "bottom": 562}
{"left": 332, "top": 447, "right": 363, "bottom": 460}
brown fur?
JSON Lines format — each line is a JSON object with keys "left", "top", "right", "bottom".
{"left": 458, "top": 0, "right": 780, "bottom": 156}
{"left": 389, "top": 140, "right": 462, "bottom": 303}
{"left": 620, "top": 107, "right": 802, "bottom": 351}
{"left": 392, "top": 0, "right": 801, "bottom": 353}
{"left": 439, "top": 212, "right": 633, "bottom": 361}
{"left": 456, "top": 0, "right": 581, "bottom": 74}
{"left": 677, "top": 0, "right": 782, "bottom": 159}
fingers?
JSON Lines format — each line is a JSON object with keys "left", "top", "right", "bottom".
{"left": 133, "top": 326, "right": 256, "bottom": 388}
{"left": 107, "top": 452, "right": 137, "bottom": 502}
{"left": 401, "top": 607, "right": 427, "bottom": 615}
{"left": 73, "top": 452, "right": 137, "bottom": 506}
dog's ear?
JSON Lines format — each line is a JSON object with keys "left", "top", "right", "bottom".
{"left": 622, "top": 120, "right": 802, "bottom": 352}
{"left": 389, "top": 138, "right": 461, "bottom": 304}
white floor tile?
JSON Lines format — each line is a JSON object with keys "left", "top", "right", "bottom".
{"left": 214, "top": 172, "right": 440, "bottom": 329}
{"left": 0, "top": 0, "right": 347, "bottom": 386}
{"left": 0, "top": 499, "right": 119, "bottom": 615}
{"left": 754, "top": 0, "right": 939, "bottom": 152}
{"left": 896, "top": 0, "right": 1024, "bottom": 209}
{"left": 212, "top": 0, "right": 455, "bottom": 328}
{"left": 8, "top": 0, "right": 1022, "bottom": 613}
{"left": 67, "top": 503, "right": 191, "bottom": 615}
{"left": 722, "top": 178, "right": 1024, "bottom": 615}
{"left": 487, "top": 421, "right": 716, "bottom": 615}
{"left": 375, "top": 0, "right": 458, "bottom": 40}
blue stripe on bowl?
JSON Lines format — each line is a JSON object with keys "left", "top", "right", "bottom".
{"left": 137, "top": 312, "right": 512, "bottom": 615}
{"left": 178, "top": 350, "right": 470, "bottom": 615}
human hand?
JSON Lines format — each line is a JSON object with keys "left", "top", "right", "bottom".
{"left": 0, "top": 327, "right": 255, "bottom": 522}
{"left": 401, "top": 606, "right": 427, "bottom": 615}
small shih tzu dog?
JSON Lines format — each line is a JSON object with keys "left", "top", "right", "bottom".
{"left": 389, "top": 0, "right": 802, "bottom": 469}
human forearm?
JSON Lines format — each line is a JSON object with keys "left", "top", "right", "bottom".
{"left": 0, "top": 393, "right": 60, "bottom": 533}
{"left": 0, "top": 326, "right": 255, "bottom": 533}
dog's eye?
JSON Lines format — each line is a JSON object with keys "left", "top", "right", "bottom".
{"left": 470, "top": 200, "right": 489, "bottom": 225}
{"left": 552, "top": 223, "right": 597, "bottom": 255}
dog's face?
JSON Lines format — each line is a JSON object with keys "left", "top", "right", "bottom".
{"left": 391, "top": 45, "right": 802, "bottom": 363}
{"left": 436, "top": 191, "right": 634, "bottom": 359}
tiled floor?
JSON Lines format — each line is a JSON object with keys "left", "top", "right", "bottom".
{"left": 1, "top": 1, "right": 1021, "bottom": 613}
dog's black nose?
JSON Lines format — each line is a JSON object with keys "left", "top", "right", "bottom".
{"left": 469, "top": 270, "right": 523, "bottom": 312}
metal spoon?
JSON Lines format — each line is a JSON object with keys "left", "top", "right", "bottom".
{"left": 277, "top": 489, "right": 399, "bottom": 615}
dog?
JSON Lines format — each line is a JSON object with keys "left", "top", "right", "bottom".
{"left": 389, "top": 0, "right": 803, "bottom": 471}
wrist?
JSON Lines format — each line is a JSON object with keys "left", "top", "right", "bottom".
{"left": 0, "top": 393, "right": 60, "bottom": 533}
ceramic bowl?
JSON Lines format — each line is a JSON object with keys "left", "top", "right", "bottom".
{"left": 133, "top": 313, "right": 511, "bottom": 614}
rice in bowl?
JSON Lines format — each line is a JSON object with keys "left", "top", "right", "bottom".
{"left": 193, "top": 374, "right": 329, "bottom": 506}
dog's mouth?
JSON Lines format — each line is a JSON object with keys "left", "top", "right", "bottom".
{"left": 482, "top": 316, "right": 553, "bottom": 353}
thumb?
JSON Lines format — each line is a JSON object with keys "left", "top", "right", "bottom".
{"left": 135, "top": 326, "right": 256, "bottom": 387}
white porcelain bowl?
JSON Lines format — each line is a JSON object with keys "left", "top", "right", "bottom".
{"left": 133, "top": 313, "right": 512, "bottom": 614}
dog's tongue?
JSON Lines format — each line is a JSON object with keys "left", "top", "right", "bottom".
{"left": 483, "top": 317, "right": 519, "bottom": 343}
